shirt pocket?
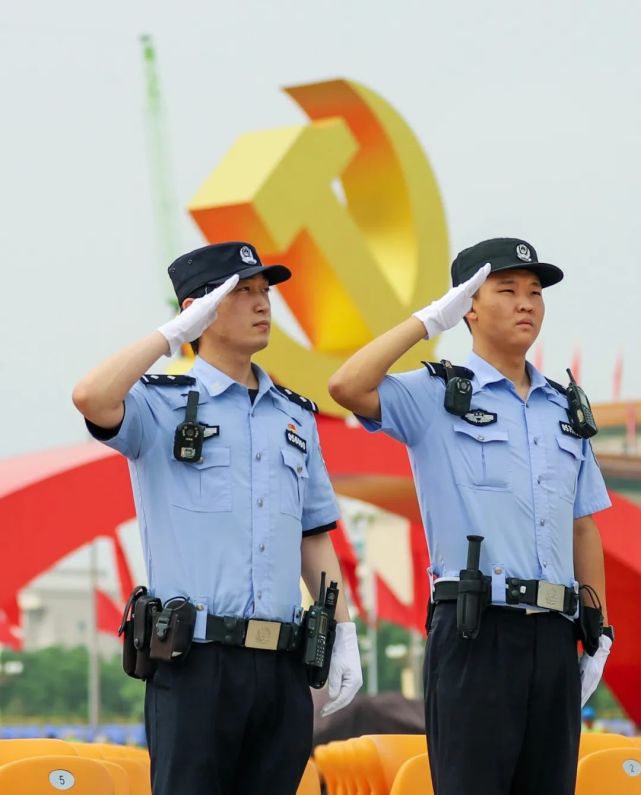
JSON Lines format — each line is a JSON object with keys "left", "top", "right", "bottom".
{"left": 170, "top": 446, "right": 232, "bottom": 512}
{"left": 452, "top": 424, "right": 511, "bottom": 490}
{"left": 554, "top": 433, "right": 585, "bottom": 503}
{"left": 280, "top": 447, "right": 309, "bottom": 518}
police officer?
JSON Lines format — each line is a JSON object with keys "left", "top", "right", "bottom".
{"left": 328, "top": 238, "right": 612, "bottom": 795}
{"left": 72, "top": 241, "right": 363, "bottom": 795}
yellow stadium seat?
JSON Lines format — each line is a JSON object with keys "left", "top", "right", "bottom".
{"left": 296, "top": 757, "right": 322, "bottom": 795}
{"left": 575, "top": 747, "right": 641, "bottom": 794}
{"left": 98, "top": 760, "right": 131, "bottom": 794}
{"left": 0, "top": 754, "right": 117, "bottom": 794}
{"left": 0, "top": 738, "right": 77, "bottom": 765}
{"left": 352, "top": 734, "right": 427, "bottom": 795}
{"left": 314, "top": 743, "right": 341, "bottom": 795}
{"left": 348, "top": 736, "right": 387, "bottom": 794}
{"left": 69, "top": 743, "right": 150, "bottom": 795}
{"left": 579, "top": 732, "right": 638, "bottom": 758}
{"left": 389, "top": 752, "right": 433, "bottom": 795}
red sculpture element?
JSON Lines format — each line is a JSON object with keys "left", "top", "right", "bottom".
{"left": 1, "top": 424, "right": 640, "bottom": 724}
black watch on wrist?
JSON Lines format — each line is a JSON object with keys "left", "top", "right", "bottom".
{"left": 602, "top": 625, "right": 615, "bottom": 643}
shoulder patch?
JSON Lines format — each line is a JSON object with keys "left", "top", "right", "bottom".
{"left": 421, "top": 361, "right": 474, "bottom": 382}
{"left": 274, "top": 384, "right": 318, "bottom": 413}
{"left": 140, "top": 374, "right": 196, "bottom": 386}
{"left": 545, "top": 378, "right": 567, "bottom": 396}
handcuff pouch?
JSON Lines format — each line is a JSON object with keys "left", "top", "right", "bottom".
{"left": 149, "top": 598, "right": 197, "bottom": 662}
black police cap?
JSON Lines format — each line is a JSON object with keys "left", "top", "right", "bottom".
{"left": 451, "top": 238, "right": 564, "bottom": 288}
{"left": 168, "top": 242, "right": 292, "bottom": 305}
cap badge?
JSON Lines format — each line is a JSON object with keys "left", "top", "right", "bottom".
{"left": 240, "top": 246, "right": 257, "bottom": 264}
{"left": 516, "top": 244, "right": 532, "bottom": 262}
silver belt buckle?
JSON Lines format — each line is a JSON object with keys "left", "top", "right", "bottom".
{"left": 245, "top": 619, "right": 281, "bottom": 651}
{"left": 536, "top": 582, "right": 566, "bottom": 612}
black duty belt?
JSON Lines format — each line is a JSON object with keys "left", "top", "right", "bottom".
{"left": 205, "top": 615, "right": 303, "bottom": 652}
{"left": 433, "top": 577, "right": 578, "bottom": 616}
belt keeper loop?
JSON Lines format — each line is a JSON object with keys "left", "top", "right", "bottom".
{"left": 491, "top": 565, "right": 507, "bottom": 604}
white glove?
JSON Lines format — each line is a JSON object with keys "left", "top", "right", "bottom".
{"left": 580, "top": 634, "right": 612, "bottom": 707}
{"left": 320, "top": 622, "right": 363, "bottom": 717}
{"left": 158, "top": 274, "right": 239, "bottom": 356}
{"left": 412, "top": 263, "right": 491, "bottom": 339}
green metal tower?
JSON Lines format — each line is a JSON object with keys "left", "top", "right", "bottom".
{"left": 140, "top": 34, "right": 182, "bottom": 306}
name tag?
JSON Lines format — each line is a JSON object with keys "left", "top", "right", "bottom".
{"left": 203, "top": 425, "right": 220, "bottom": 439}
{"left": 285, "top": 429, "right": 307, "bottom": 454}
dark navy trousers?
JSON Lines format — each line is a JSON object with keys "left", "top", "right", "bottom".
{"left": 424, "top": 603, "right": 581, "bottom": 795}
{"left": 145, "top": 643, "right": 313, "bottom": 795}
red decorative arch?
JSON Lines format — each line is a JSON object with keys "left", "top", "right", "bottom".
{"left": 1, "top": 420, "right": 640, "bottom": 724}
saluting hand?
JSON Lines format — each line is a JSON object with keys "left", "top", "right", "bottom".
{"left": 320, "top": 622, "right": 363, "bottom": 717}
{"left": 413, "top": 263, "right": 491, "bottom": 339}
{"left": 157, "top": 274, "right": 239, "bottom": 356}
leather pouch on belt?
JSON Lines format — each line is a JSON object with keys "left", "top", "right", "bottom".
{"left": 149, "top": 598, "right": 197, "bottom": 662}
{"left": 119, "top": 586, "right": 161, "bottom": 680}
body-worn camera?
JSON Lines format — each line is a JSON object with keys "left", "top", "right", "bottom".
{"left": 565, "top": 369, "right": 598, "bottom": 439}
{"left": 173, "top": 390, "right": 205, "bottom": 462}
{"left": 442, "top": 359, "right": 473, "bottom": 417}
{"left": 304, "top": 571, "right": 339, "bottom": 689}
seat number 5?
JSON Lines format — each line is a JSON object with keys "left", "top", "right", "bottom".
{"left": 48, "top": 769, "right": 76, "bottom": 789}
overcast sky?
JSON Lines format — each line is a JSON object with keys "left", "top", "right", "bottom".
{"left": 2, "top": 0, "right": 640, "bottom": 460}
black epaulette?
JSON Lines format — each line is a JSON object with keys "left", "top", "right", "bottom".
{"left": 274, "top": 384, "right": 318, "bottom": 413}
{"left": 545, "top": 378, "right": 567, "bottom": 396}
{"left": 421, "top": 361, "right": 475, "bottom": 382}
{"left": 140, "top": 374, "right": 196, "bottom": 386}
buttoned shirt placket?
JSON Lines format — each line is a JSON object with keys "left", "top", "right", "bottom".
{"left": 522, "top": 385, "right": 551, "bottom": 579}
{"left": 248, "top": 382, "right": 271, "bottom": 615}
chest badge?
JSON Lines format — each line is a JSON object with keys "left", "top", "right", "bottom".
{"left": 203, "top": 424, "right": 220, "bottom": 439}
{"left": 285, "top": 429, "right": 307, "bottom": 454}
{"left": 559, "top": 421, "right": 581, "bottom": 438}
{"left": 463, "top": 409, "right": 497, "bottom": 426}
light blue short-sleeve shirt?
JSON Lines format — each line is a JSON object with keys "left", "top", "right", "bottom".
{"left": 358, "top": 352, "right": 611, "bottom": 601}
{"left": 88, "top": 357, "right": 339, "bottom": 638}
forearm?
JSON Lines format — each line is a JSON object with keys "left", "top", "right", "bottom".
{"left": 72, "top": 331, "right": 169, "bottom": 427}
{"left": 301, "top": 532, "right": 351, "bottom": 623}
{"left": 328, "top": 317, "right": 425, "bottom": 415}
{"left": 574, "top": 515, "right": 609, "bottom": 624}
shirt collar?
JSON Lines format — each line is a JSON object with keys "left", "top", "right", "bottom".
{"left": 189, "top": 357, "right": 275, "bottom": 399}
{"left": 464, "top": 351, "right": 550, "bottom": 397}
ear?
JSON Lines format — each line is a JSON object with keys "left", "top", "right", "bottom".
{"left": 465, "top": 298, "right": 478, "bottom": 324}
{"left": 181, "top": 297, "right": 194, "bottom": 311}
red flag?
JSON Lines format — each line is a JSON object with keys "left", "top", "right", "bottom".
{"left": 330, "top": 521, "right": 368, "bottom": 623}
{"left": 95, "top": 588, "right": 123, "bottom": 638}
{"left": 612, "top": 351, "right": 623, "bottom": 402}
{"left": 0, "top": 596, "right": 22, "bottom": 651}
{"left": 375, "top": 522, "right": 430, "bottom": 634}
{"left": 570, "top": 347, "right": 582, "bottom": 384}
{"left": 112, "top": 534, "right": 135, "bottom": 604}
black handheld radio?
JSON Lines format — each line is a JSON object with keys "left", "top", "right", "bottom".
{"left": 565, "top": 369, "right": 598, "bottom": 439}
{"left": 456, "top": 535, "right": 487, "bottom": 640}
{"left": 442, "top": 359, "right": 473, "bottom": 417}
{"left": 304, "top": 571, "right": 339, "bottom": 689}
{"left": 173, "top": 391, "right": 204, "bottom": 462}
